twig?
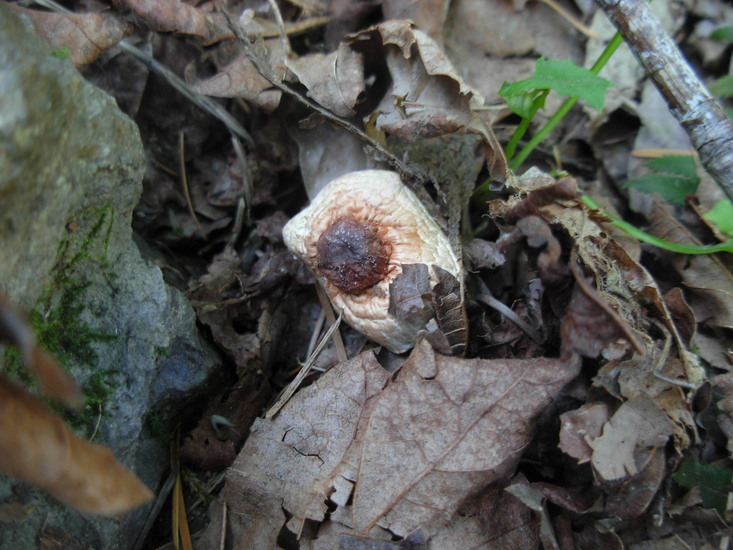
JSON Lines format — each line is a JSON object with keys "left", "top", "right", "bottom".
{"left": 179, "top": 132, "right": 206, "bottom": 239}
{"left": 316, "top": 285, "right": 348, "bottom": 362}
{"left": 596, "top": 0, "right": 733, "bottom": 202}
{"left": 264, "top": 315, "right": 342, "bottom": 418}
{"left": 539, "top": 0, "right": 599, "bottom": 39}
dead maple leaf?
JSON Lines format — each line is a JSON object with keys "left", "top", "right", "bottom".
{"left": 0, "top": 375, "right": 152, "bottom": 516}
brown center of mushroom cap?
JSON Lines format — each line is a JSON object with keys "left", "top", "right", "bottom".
{"left": 315, "top": 215, "right": 392, "bottom": 295}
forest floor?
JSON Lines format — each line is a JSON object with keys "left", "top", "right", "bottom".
{"left": 12, "top": 0, "right": 733, "bottom": 548}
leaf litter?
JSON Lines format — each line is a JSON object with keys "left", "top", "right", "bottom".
{"left": 8, "top": 0, "right": 733, "bottom": 548}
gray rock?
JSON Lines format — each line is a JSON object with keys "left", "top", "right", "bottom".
{"left": 0, "top": 4, "right": 221, "bottom": 549}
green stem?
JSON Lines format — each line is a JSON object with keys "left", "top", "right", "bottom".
{"left": 509, "top": 33, "right": 626, "bottom": 172}
{"left": 505, "top": 91, "right": 549, "bottom": 161}
{"left": 580, "top": 195, "right": 733, "bottom": 254}
{"left": 509, "top": 97, "right": 579, "bottom": 171}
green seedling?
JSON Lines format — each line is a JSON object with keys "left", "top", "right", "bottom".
{"left": 476, "top": 26, "right": 729, "bottom": 256}
{"left": 499, "top": 58, "right": 612, "bottom": 163}
{"left": 50, "top": 45, "right": 70, "bottom": 59}
{"left": 625, "top": 155, "right": 700, "bottom": 204}
{"left": 673, "top": 457, "right": 733, "bottom": 515}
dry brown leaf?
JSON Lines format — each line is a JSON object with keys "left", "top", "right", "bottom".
{"left": 558, "top": 402, "right": 610, "bottom": 463}
{"left": 605, "top": 447, "right": 666, "bottom": 520}
{"left": 13, "top": 6, "right": 133, "bottom": 66}
{"left": 224, "top": 350, "right": 390, "bottom": 547}
{"left": 383, "top": 0, "right": 450, "bottom": 42}
{"left": 589, "top": 393, "right": 674, "bottom": 482}
{"left": 425, "top": 483, "right": 539, "bottom": 550}
{"left": 285, "top": 43, "right": 365, "bottom": 117}
{"left": 0, "top": 375, "right": 152, "bottom": 516}
{"left": 646, "top": 201, "right": 733, "bottom": 330}
{"left": 187, "top": 47, "right": 283, "bottom": 111}
{"left": 349, "top": 20, "right": 483, "bottom": 138}
{"left": 220, "top": 340, "right": 580, "bottom": 545}
{"left": 117, "top": 0, "right": 228, "bottom": 43}
{"left": 351, "top": 341, "right": 580, "bottom": 535}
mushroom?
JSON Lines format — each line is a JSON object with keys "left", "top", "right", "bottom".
{"left": 282, "top": 170, "right": 461, "bottom": 353}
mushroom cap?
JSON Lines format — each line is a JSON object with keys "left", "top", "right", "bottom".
{"left": 283, "top": 170, "right": 460, "bottom": 353}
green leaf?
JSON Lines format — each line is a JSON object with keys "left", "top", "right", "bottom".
{"left": 498, "top": 58, "right": 612, "bottom": 111}
{"left": 499, "top": 83, "right": 546, "bottom": 118}
{"left": 673, "top": 457, "right": 733, "bottom": 514}
{"left": 711, "top": 26, "right": 733, "bottom": 43}
{"left": 645, "top": 155, "right": 698, "bottom": 179}
{"left": 704, "top": 199, "right": 733, "bottom": 237}
{"left": 50, "top": 45, "right": 70, "bottom": 59}
{"left": 625, "top": 155, "right": 700, "bottom": 204}
{"left": 709, "top": 74, "right": 733, "bottom": 98}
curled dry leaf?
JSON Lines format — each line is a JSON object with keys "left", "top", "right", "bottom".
{"left": 348, "top": 20, "right": 484, "bottom": 138}
{"left": 13, "top": 6, "right": 133, "bottom": 66}
{"left": 285, "top": 43, "right": 365, "bottom": 117}
{"left": 0, "top": 375, "right": 152, "bottom": 516}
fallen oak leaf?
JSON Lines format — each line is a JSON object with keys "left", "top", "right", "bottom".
{"left": 0, "top": 374, "right": 153, "bottom": 516}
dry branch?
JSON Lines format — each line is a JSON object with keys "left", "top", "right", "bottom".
{"left": 595, "top": 0, "right": 733, "bottom": 201}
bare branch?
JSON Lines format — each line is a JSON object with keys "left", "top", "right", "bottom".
{"left": 596, "top": 0, "right": 733, "bottom": 202}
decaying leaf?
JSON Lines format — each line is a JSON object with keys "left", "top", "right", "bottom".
{"left": 559, "top": 402, "right": 610, "bottom": 463}
{"left": 352, "top": 342, "right": 580, "bottom": 535}
{"left": 0, "top": 375, "right": 152, "bottom": 515}
{"left": 116, "top": 0, "right": 229, "bottom": 43}
{"left": 348, "top": 20, "right": 484, "bottom": 138}
{"left": 13, "top": 6, "right": 133, "bottom": 66}
{"left": 589, "top": 393, "right": 674, "bottom": 482}
{"left": 188, "top": 44, "right": 284, "bottom": 112}
{"left": 220, "top": 337, "right": 581, "bottom": 545}
{"left": 285, "top": 43, "right": 365, "bottom": 117}
{"left": 224, "top": 350, "right": 390, "bottom": 547}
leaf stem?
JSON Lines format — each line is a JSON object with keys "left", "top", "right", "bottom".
{"left": 505, "top": 91, "right": 549, "bottom": 161}
{"left": 580, "top": 194, "right": 733, "bottom": 254}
